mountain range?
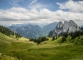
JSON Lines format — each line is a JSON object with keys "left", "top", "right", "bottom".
{"left": 9, "top": 22, "right": 57, "bottom": 38}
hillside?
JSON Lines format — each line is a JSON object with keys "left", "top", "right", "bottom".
{"left": 0, "top": 30, "right": 83, "bottom": 60}
{"left": 0, "top": 25, "right": 22, "bottom": 39}
{"left": 0, "top": 32, "right": 36, "bottom": 60}
{"left": 0, "top": 25, "right": 36, "bottom": 60}
{"left": 0, "top": 25, "right": 83, "bottom": 60}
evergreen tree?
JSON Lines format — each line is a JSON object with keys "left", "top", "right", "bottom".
{"left": 52, "top": 36, "right": 55, "bottom": 41}
{"left": 0, "top": 25, "right": 22, "bottom": 39}
{"left": 61, "top": 36, "right": 66, "bottom": 43}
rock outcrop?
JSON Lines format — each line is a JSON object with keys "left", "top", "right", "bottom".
{"left": 48, "top": 20, "right": 80, "bottom": 37}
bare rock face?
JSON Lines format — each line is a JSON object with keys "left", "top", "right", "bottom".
{"left": 48, "top": 20, "right": 80, "bottom": 37}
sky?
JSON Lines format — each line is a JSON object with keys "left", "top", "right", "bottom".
{"left": 0, "top": 0, "right": 83, "bottom": 26}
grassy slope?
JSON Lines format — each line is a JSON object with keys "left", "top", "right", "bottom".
{"left": 0, "top": 33, "right": 83, "bottom": 60}
{"left": 0, "top": 32, "right": 36, "bottom": 60}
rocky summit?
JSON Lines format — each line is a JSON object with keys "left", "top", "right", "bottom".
{"left": 48, "top": 20, "right": 80, "bottom": 37}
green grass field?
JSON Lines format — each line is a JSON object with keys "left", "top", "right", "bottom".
{"left": 0, "top": 32, "right": 83, "bottom": 60}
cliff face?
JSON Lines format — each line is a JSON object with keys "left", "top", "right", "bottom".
{"left": 48, "top": 20, "right": 80, "bottom": 37}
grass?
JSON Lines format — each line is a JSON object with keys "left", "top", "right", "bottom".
{"left": 0, "top": 53, "right": 18, "bottom": 60}
{"left": 0, "top": 32, "right": 83, "bottom": 60}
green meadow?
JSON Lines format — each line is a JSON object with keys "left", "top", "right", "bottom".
{"left": 0, "top": 32, "right": 83, "bottom": 60}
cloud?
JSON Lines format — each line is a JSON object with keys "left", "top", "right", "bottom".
{"left": 57, "top": 0, "right": 83, "bottom": 12}
{"left": 0, "top": 0, "right": 83, "bottom": 26}
{"left": 0, "top": 7, "right": 52, "bottom": 21}
{"left": 30, "top": 0, "right": 38, "bottom": 5}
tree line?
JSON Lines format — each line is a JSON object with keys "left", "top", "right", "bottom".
{"left": 0, "top": 25, "right": 22, "bottom": 39}
{"left": 30, "top": 36, "right": 48, "bottom": 44}
{"left": 61, "top": 31, "right": 83, "bottom": 43}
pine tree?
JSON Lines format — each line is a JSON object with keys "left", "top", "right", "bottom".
{"left": 52, "top": 36, "right": 55, "bottom": 41}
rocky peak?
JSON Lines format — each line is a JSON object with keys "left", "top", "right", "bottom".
{"left": 48, "top": 20, "right": 80, "bottom": 37}
{"left": 56, "top": 22, "right": 63, "bottom": 28}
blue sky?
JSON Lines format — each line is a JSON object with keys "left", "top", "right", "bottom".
{"left": 0, "top": 0, "right": 80, "bottom": 10}
{"left": 0, "top": 0, "right": 66, "bottom": 10}
{"left": 0, "top": 0, "right": 83, "bottom": 26}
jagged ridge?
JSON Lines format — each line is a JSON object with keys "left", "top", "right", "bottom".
{"left": 48, "top": 20, "right": 80, "bottom": 37}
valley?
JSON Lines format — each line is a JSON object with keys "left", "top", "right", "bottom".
{"left": 0, "top": 29, "right": 83, "bottom": 60}
{"left": 0, "top": 20, "right": 83, "bottom": 60}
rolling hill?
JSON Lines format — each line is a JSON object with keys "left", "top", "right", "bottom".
{"left": 0, "top": 32, "right": 83, "bottom": 60}
{"left": 0, "top": 24, "right": 83, "bottom": 60}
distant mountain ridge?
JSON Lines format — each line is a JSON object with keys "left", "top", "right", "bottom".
{"left": 43, "top": 22, "right": 57, "bottom": 36}
{"left": 48, "top": 20, "right": 80, "bottom": 37}
{"left": 9, "top": 22, "right": 57, "bottom": 38}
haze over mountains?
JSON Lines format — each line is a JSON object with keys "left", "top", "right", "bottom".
{"left": 9, "top": 20, "right": 80, "bottom": 38}
{"left": 9, "top": 22, "right": 57, "bottom": 38}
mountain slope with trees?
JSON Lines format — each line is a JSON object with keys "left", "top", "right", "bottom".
{"left": 0, "top": 25, "right": 22, "bottom": 39}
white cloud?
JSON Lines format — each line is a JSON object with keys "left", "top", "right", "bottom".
{"left": 0, "top": 0, "right": 83, "bottom": 26}
{"left": 57, "top": 0, "right": 83, "bottom": 12}
{"left": 30, "top": 0, "right": 38, "bottom": 5}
